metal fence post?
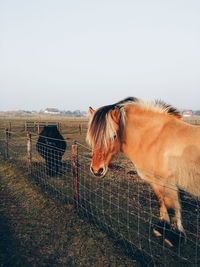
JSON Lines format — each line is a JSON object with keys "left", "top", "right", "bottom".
{"left": 5, "top": 128, "right": 9, "bottom": 159}
{"left": 71, "top": 141, "right": 79, "bottom": 209}
{"left": 27, "top": 132, "right": 32, "bottom": 173}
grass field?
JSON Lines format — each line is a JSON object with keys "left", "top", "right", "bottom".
{"left": 0, "top": 115, "right": 200, "bottom": 266}
{"left": 0, "top": 158, "right": 137, "bottom": 267}
{"left": 0, "top": 116, "right": 141, "bottom": 267}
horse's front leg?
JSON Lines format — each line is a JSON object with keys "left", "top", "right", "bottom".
{"left": 151, "top": 184, "right": 170, "bottom": 222}
{"left": 151, "top": 183, "right": 185, "bottom": 246}
{"left": 151, "top": 183, "right": 171, "bottom": 238}
{"left": 163, "top": 194, "right": 184, "bottom": 232}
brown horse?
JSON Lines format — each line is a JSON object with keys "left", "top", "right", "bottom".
{"left": 86, "top": 97, "right": 200, "bottom": 245}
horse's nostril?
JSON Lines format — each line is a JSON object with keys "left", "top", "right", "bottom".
{"left": 98, "top": 168, "right": 104, "bottom": 175}
{"left": 90, "top": 167, "right": 105, "bottom": 176}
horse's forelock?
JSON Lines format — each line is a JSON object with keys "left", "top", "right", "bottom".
{"left": 87, "top": 105, "right": 120, "bottom": 148}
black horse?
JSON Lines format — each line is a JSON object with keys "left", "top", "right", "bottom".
{"left": 36, "top": 126, "right": 67, "bottom": 176}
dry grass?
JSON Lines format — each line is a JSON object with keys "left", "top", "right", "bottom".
{"left": 1, "top": 116, "right": 200, "bottom": 266}
{"left": 0, "top": 159, "right": 137, "bottom": 267}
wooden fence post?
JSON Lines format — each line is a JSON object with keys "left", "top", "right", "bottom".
{"left": 34, "top": 122, "right": 37, "bottom": 132}
{"left": 58, "top": 122, "right": 61, "bottom": 132}
{"left": 27, "top": 132, "right": 32, "bottom": 173}
{"left": 72, "top": 141, "right": 79, "bottom": 209}
{"left": 79, "top": 124, "right": 82, "bottom": 135}
{"left": 8, "top": 122, "right": 12, "bottom": 138}
{"left": 37, "top": 123, "right": 40, "bottom": 134}
{"left": 5, "top": 128, "right": 9, "bottom": 159}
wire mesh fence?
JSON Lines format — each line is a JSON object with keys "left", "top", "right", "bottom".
{"left": 76, "top": 146, "right": 200, "bottom": 265}
{"left": 0, "top": 126, "right": 199, "bottom": 266}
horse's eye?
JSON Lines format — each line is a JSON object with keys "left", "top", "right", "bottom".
{"left": 113, "top": 135, "right": 117, "bottom": 139}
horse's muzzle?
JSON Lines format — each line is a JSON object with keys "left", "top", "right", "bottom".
{"left": 90, "top": 166, "right": 107, "bottom": 177}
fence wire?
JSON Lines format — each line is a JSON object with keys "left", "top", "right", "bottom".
{"left": 77, "top": 150, "right": 200, "bottom": 265}
{"left": 0, "top": 128, "right": 199, "bottom": 266}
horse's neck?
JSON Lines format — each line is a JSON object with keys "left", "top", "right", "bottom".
{"left": 120, "top": 110, "right": 172, "bottom": 159}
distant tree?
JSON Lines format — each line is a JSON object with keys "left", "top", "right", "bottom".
{"left": 62, "top": 110, "right": 73, "bottom": 116}
{"left": 73, "top": 110, "right": 82, "bottom": 117}
{"left": 194, "top": 110, "right": 200, "bottom": 116}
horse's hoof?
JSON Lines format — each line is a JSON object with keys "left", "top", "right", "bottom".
{"left": 152, "top": 220, "right": 171, "bottom": 237}
{"left": 165, "top": 228, "right": 186, "bottom": 247}
{"left": 153, "top": 228, "right": 162, "bottom": 237}
{"left": 163, "top": 238, "right": 174, "bottom": 247}
{"left": 152, "top": 221, "right": 186, "bottom": 247}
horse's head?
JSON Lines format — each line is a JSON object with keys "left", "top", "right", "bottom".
{"left": 86, "top": 106, "right": 122, "bottom": 177}
{"left": 90, "top": 135, "right": 120, "bottom": 177}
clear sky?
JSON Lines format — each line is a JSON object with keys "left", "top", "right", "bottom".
{"left": 0, "top": 0, "right": 200, "bottom": 111}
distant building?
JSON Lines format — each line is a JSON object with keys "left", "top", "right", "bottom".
{"left": 44, "top": 108, "right": 60, "bottom": 115}
{"left": 182, "top": 110, "right": 193, "bottom": 117}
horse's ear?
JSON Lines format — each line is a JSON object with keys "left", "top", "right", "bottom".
{"left": 88, "top": 106, "right": 95, "bottom": 115}
{"left": 111, "top": 108, "right": 120, "bottom": 124}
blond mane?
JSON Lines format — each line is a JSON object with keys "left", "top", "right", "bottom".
{"left": 87, "top": 97, "right": 181, "bottom": 148}
{"left": 118, "top": 98, "right": 181, "bottom": 118}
